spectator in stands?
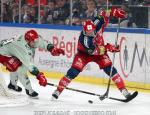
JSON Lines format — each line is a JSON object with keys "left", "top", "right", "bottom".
{"left": 2, "top": 3, "right": 13, "bottom": 22}
{"left": 112, "top": 0, "right": 129, "bottom": 5}
{"left": 127, "top": 0, "right": 133, "bottom": 5}
{"left": 120, "top": 3, "right": 137, "bottom": 28}
{"left": 72, "top": 13, "right": 82, "bottom": 26}
{"left": 44, "top": 0, "right": 55, "bottom": 24}
{"left": 142, "top": 0, "right": 150, "bottom": 6}
{"left": 80, "top": 0, "right": 97, "bottom": 21}
{"left": 22, "top": 4, "right": 36, "bottom": 23}
{"left": 12, "top": 3, "right": 20, "bottom": 23}
{"left": 72, "top": 0, "right": 85, "bottom": 16}
{"left": 30, "top": 6, "right": 37, "bottom": 23}
{"left": 132, "top": 0, "right": 144, "bottom": 5}
{"left": 96, "top": 0, "right": 107, "bottom": 7}
{"left": 53, "top": 0, "right": 70, "bottom": 25}
{"left": 65, "top": 12, "right": 82, "bottom": 26}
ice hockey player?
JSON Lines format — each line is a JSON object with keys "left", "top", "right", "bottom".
{"left": 52, "top": 7, "right": 132, "bottom": 100}
{"left": 0, "top": 30, "right": 64, "bottom": 97}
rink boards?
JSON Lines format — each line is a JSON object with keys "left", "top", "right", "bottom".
{"left": 0, "top": 23, "right": 150, "bottom": 92}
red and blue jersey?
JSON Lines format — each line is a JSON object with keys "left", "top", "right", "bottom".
{"left": 77, "top": 15, "right": 108, "bottom": 55}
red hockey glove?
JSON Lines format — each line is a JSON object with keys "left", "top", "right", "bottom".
{"left": 36, "top": 72, "right": 47, "bottom": 86}
{"left": 105, "top": 43, "right": 120, "bottom": 52}
{"left": 0, "top": 55, "right": 22, "bottom": 72}
{"left": 50, "top": 47, "right": 65, "bottom": 56}
{"left": 110, "top": 7, "right": 127, "bottom": 19}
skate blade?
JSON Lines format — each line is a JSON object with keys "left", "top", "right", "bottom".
{"left": 51, "top": 96, "right": 58, "bottom": 101}
{"left": 28, "top": 95, "right": 39, "bottom": 99}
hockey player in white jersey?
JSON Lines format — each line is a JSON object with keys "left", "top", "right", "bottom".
{"left": 0, "top": 29, "right": 65, "bottom": 97}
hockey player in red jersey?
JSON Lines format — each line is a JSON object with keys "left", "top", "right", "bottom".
{"left": 0, "top": 29, "right": 64, "bottom": 97}
{"left": 0, "top": 55, "right": 22, "bottom": 72}
{"left": 52, "top": 7, "right": 131, "bottom": 100}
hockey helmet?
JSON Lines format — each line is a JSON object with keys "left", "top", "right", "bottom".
{"left": 24, "top": 30, "right": 38, "bottom": 43}
{"left": 83, "top": 20, "right": 96, "bottom": 36}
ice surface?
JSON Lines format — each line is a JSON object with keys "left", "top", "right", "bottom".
{"left": 0, "top": 73, "right": 150, "bottom": 115}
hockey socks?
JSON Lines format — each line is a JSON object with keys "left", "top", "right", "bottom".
{"left": 52, "top": 76, "right": 71, "bottom": 99}
{"left": 112, "top": 73, "right": 125, "bottom": 90}
{"left": 57, "top": 76, "right": 71, "bottom": 93}
{"left": 112, "top": 74, "right": 131, "bottom": 98}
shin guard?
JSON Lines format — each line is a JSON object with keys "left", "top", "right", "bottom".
{"left": 112, "top": 74, "right": 125, "bottom": 90}
{"left": 57, "top": 76, "right": 71, "bottom": 93}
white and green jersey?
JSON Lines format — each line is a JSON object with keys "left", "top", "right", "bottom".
{"left": 0, "top": 35, "right": 53, "bottom": 75}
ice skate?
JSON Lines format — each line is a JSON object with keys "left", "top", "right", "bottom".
{"left": 51, "top": 90, "right": 61, "bottom": 100}
{"left": 121, "top": 88, "right": 131, "bottom": 99}
{"left": 25, "top": 89, "right": 38, "bottom": 98}
{"left": 8, "top": 82, "right": 22, "bottom": 92}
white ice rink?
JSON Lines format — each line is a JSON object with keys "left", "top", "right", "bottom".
{"left": 0, "top": 73, "right": 150, "bottom": 115}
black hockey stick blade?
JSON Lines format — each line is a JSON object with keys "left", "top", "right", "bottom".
{"left": 108, "top": 91, "right": 138, "bottom": 103}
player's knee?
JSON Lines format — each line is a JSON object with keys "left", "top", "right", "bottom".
{"left": 103, "top": 66, "right": 117, "bottom": 77}
{"left": 66, "top": 68, "right": 80, "bottom": 79}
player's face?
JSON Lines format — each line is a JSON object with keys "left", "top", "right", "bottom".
{"left": 86, "top": 30, "right": 95, "bottom": 37}
{"left": 28, "top": 38, "right": 38, "bottom": 48}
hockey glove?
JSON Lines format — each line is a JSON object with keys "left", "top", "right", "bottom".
{"left": 0, "top": 55, "right": 22, "bottom": 72}
{"left": 105, "top": 43, "right": 120, "bottom": 52}
{"left": 36, "top": 72, "right": 47, "bottom": 86}
{"left": 50, "top": 47, "right": 65, "bottom": 56}
{"left": 110, "top": 7, "right": 127, "bottom": 19}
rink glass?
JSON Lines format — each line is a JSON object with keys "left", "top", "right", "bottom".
{"left": 0, "top": 0, "right": 149, "bottom": 28}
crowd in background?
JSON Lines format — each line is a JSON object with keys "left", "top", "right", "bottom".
{"left": 0, "top": 0, "right": 150, "bottom": 28}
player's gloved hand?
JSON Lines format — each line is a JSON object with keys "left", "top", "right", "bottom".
{"left": 36, "top": 72, "right": 47, "bottom": 86}
{"left": 105, "top": 43, "right": 120, "bottom": 52}
{"left": 110, "top": 7, "right": 127, "bottom": 19}
{"left": 50, "top": 47, "right": 65, "bottom": 56}
{"left": 0, "top": 55, "right": 22, "bottom": 72}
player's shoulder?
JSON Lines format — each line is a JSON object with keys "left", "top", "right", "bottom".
{"left": 79, "top": 31, "right": 85, "bottom": 39}
{"left": 38, "top": 35, "right": 42, "bottom": 39}
{"left": 14, "top": 35, "right": 28, "bottom": 46}
{"left": 92, "top": 16, "right": 104, "bottom": 26}
{"left": 93, "top": 15, "right": 104, "bottom": 21}
{"left": 38, "top": 35, "right": 48, "bottom": 44}
{"left": 38, "top": 35, "right": 46, "bottom": 42}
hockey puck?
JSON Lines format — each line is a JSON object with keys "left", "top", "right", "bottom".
{"left": 88, "top": 100, "right": 93, "bottom": 104}
{"left": 99, "top": 96, "right": 104, "bottom": 101}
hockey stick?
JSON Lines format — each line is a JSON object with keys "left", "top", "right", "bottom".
{"left": 99, "top": 18, "right": 121, "bottom": 101}
{"left": 47, "top": 82, "right": 100, "bottom": 96}
{"left": 47, "top": 82, "right": 138, "bottom": 103}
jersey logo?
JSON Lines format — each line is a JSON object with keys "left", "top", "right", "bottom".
{"left": 87, "top": 25, "right": 93, "bottom": 30}
{"left": 0, "top": 38, "right": 14, "bottom": 46}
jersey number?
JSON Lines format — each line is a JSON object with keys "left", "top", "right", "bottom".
{"left": 1, "top": 38, "right": 14, "bottom": 46}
